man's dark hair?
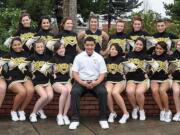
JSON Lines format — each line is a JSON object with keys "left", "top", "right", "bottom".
{"left": 84, "top": 37, "right": 96, "bottom": 44}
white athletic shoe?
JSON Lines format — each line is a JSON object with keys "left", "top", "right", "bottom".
{"left": 29, "top": 113, "right": 37, "bottom": 123}
{"left": 160, "top": 110, "right": 165, "bottom": 121}
{"left": 119, "top": 113, "right": 129, "bottom": 124}
{"left": 99, "top": 120, "right": 109, "bottom": 129}
{"left": 139, "top": 110, "right": 146, "bottom": 121}
{"left": 69, "top": 122, "right": 80, "bottom": 130}
{"left": 37, "top": 110, "right": 47, "bottom": 119}
{"left": 132, "top": 107, "right": 139, "bottom": 119}
{"left": 57, "top": 115, "right": 64, "bottom": 125}
{"left": 63, "top": 115, "right": 70, "bottom": 125}
{"left": 11, "top": 111, "right": 19, "bottom": 122}
{"left": 18, "top": 111, "right": 26, "bottom": 121}
{"left": 164, "top": 110, "right": 172, "bottom": 123}
{"left": 173, "top": 113, "right": 180, "bottom": 121}
{"left": 108, "top": 112, "right": 117, "bottom": 123}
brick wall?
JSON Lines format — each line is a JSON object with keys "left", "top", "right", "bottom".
{"left": 0, "top": 90, "right": 176, "bottom": 117}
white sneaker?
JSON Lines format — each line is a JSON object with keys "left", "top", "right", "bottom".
{"left": 132, "top": 107, "right": 139, "bottom": 119}
{"left": 99, "top": 120, "right": 109, "bottom": 129}
{"left": 57, "top": 115, "right": 64, "bottom": 125}
{"left": 108, "top": 112, "right": 117, "bottom": 123}
{"left": 37, "top": 110, "right": 47, "bottom": 119}
{"left": 139, "top": 110, "right": 146, "bottom": 121}
{"left": 69, "top": 122, "right": 80, "bottom": 130}
{"left": 173, "top": 113, "right": 180, "bottom": 121}
{"left": 164, "top": 110, "right": 172, "bottom": 123}
{"left": 119, "top": 113, "right": 129, "bottom": 124}
{"left": 29, "top": 113, "right": 37, "bottom": 123}
{"left": 18, "top": 111, "right": 26, "bottom": 121}
{"left": 63, "top": 115, "right": 70, "bottom": 125}
{"left": 160, "top": 110, "right": 165, "bottom": 121}
{"left": 11, "top": 111, "right": 19, "bottom": 121}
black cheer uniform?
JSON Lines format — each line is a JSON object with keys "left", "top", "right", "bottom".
{"left": 108, "top": 32, "right": 128, "bottom": 54}
{"left": 27, "top": 52, "right": 50, "bottom": 87}
{"left": 125, "top": 51, "right": 151, "bottom": 82}
{"left": 49, "top": 54, "right": 72, "bottom": 84}
{"left": 150, "top": 53, "right": 170, "bottom": 81}
{"left": 105, "top": 55, "right": 125, "bottom": 82}
{"left": 85, "top": 29, "right": 103, "bottom": 53}
{"left": 58, "top": 30, "right": 78, "bottom": 60}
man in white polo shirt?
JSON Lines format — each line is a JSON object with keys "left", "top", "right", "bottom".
{"left": 69, "top": 37, "right": 109, "bottom": 130}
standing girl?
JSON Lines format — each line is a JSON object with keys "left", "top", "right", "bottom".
{"left": 58, "top": 17, "right": 81, "bottom": 61}
{"left": 78, "top": 15, "right": 109, "bottom": 55}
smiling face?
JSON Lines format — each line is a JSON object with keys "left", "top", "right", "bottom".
{"left": 84, "top": 41, "right": 95, "bottom": 56}
{"left": 116, "top": 22, "right": 124, "bottom": 33}
{"left": 133, "top": 20, "right": 142, "bottom": 32}
{"left": 134, "top": 40, "right": 144, "bottom": 52}
{"left": 155, "top": 44, "right": 165, "bottom": 56}
{"left": 21, "top": 15, "right": 31, "bottom": 28}
{"left": 63, "top": 19, "right": 73, "bottom": 31}
{"left": 57, "top": 44, "right": 65, "bottom": 56}
{"left": 89, "top": 18, "right": 98, "bottom": 31}
{"left": 156, "top": 22, "right": 166, "bottom": 33}
{"left": 41, "top": 19, "right": 50, "bottom": 30}
{"left": 34, "top": 42, "right": 45, "bottom": 54}
{"left": 109, "top": 45, "right": 118, "bottom": 57}
{"left": 11, "top": 40, "right": 23, "bottom": 52}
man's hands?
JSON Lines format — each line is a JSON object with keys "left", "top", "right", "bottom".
{"left": 80, "top": 80, "right": 99, "bottom": 89}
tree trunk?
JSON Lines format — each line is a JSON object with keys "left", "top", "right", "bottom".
{"left": 63, "top": 0, "right": 77, "bottom": 31}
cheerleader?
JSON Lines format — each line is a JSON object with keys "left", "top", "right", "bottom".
{"left": 4, "top": 37, "right": 34, "bottom": 121}
{"left": 152, "top": 19, "right": 178, "bottom": 54}
{"left": 0, "top": 50, "right": 7, "bottom": 108}
{"left": 78, "top": 15, "right": 109, "bottom": 55}
{"left": 127, "top": 16, "right": 149, "bottom": 51}
{"left": 35, "top": 16, "right": 55, "bottom": 57}
{"left": 50, "top": 41, "right": 72, "bottom": 125}
{"left": 29, "top": 39, "right": 54, "bottom": 122}
{"left": 170, "top": 40, "right": 180, "bottom": 121}
{"left": 105, "top": 43, "right": 129, "bottom": 124}
{"left": 150, "top": 41, "right": 172, "bottom": 122}
{"left": 13, "top": 12, "right": 36, "bottom": 54}
{"left": 125, "top": 37, "right": 151, "bottom": 120}
{"left": 58, "top": 17, "right": 81, "bottom": 60}
{"left": 105, "top": 19, "right": 128, "bottom": 56}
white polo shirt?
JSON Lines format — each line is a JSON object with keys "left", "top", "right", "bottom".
{"left": 72, "top": 51, "right": 107, "bottom": 80}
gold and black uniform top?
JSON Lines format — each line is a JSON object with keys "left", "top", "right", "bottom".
{"left": 150, "top": 53, "right": 170, "bottom": 81}
{"left": 3, "top": 50, "right": 29, "bottom": 83}
{"left": 105, "top": 55, "right": 125, "bottom": 82}
{"left": 35, "top": 29, "right": 54, "bottom": 57}
{"left": 85, "top": 29, "right": 102, "bottom": 53}
{"left": 59, "top": 30, "right": 78, "bottom": 60}
{"left": 127, "top": 30, "right": 149, "bottom": 40}
{"left": 153, "top": 31, "right": 178, "bottom": 43}
{"left": 127, "top": 30, "right": 149, "bottom": 51}
{"left": 169, "top": 50, "right": 180, "bottom": 81}
{"left": 147, "top": 31, "right": 179, "bottom": 54}
{"left": 49, "top": 54, "right": 72, "bottom": 83}
{"left": 125, "top": 51, "right": 151, "bottom": 81}
{"left": 108, "top": 32, "right": 127, "bottom": 54}
{"left": 13, "top": 27, "right": 36, "bottom": 54}
{"left": 27, "top": 52, "right": 50, "bottom": 86}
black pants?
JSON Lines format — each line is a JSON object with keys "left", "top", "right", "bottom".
{"left": 70, "top": 81, "right": 108, "bottom": 122}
